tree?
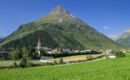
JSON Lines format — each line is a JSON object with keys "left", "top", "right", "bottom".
{"left": 19, "top": 47, "right": 34, "bottom": 68}
{"left": 60, "top": 48, "right": 64, "bottom": 54}
{"left": 10, "top": 49, "right": 19, "bottom": 60}
{"left": 40, "top": 48, "right": 47, "bottom": 56}
{"left": 115, "top": 51, "right": 125, "bottom": 57}
{"left": 21, "top": 47, "right": 28, "bottom": 57}
{"left": 19, "top": 55, "right": 32, "bottom": 68}
{"left": 28, "top": 48, "right": 36, "bottom": 59}
{"left": 19, "top": 55, "right": 27, "bottom": 68}
{"left": 18, "top": 48, "right": 23, "bottom": 59}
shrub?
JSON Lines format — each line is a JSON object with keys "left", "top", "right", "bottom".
{"left": 59, "top": 58, "right": 64, "bottom": 64}
{"left": 115, "top": 51, "right": 125, "bottom": 57}
{"left": 86, "top": 54, "right": 92, "bottom": 60}
{"left": 19, "top": 56, "right": 27, "bottom": 68}
{"left": 54, "top": 60, "right": 58, "bottom": 65}
{"left": 10, "top": 50, "right": 19, "bottom": 60}
{"left": 13, "top": 62, "right": 18, "bottom": 68}
{"left": 19, "top": 55, "right": 32, "bottom": 68}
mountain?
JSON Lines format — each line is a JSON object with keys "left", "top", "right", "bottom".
{"left": 116, "top": 28, "right": 130, "bottom": 47}
{"left": 0, "top": 6, "right": 123, "bottom": 50}
{"left": 0, "top": 38, "right": 2, "bottom": 41}
{"left": 108, "top": 35, "right": 118, "bottom": 41}
{"left": 0, "top": 35, "right": 4, "bottom": 41}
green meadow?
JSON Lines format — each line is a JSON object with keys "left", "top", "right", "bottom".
{"left": 0, "top": 53, "right": 130, "bottom": 80}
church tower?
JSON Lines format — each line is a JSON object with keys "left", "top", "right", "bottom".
{"left": 37, "top": 38, "right": 41, "bottom": 56}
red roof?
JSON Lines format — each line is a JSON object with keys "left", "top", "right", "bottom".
{"left": 38, "top": 38, "right": 40, "bottom": 43}
{"left": 0, "top": 49, "right": 13, "bottom": 52}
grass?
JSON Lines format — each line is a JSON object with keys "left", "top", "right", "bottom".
{"left": 0, "top": 60, "right": 19, "bottom": 67}
{"left": 0, "top": 60, "right": 41, "bottom": 67}
{"left": 125, "top": 51, "right": 130, "bottom": 55}
{"left": 0, "top": 53, "right": 130, "bottom": 80}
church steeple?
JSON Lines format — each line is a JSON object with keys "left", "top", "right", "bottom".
{"left": 37, "top": 38, "right": 41, "bottom": 56}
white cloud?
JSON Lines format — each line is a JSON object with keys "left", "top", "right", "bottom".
{"left": 104, "top": 26, "right": 109, "bottom": 30}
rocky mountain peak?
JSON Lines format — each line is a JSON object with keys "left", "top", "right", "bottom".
{"left": 125, "top": 28, "right": 130, "bottom": 33}
{"left": 50, "top": 5, "right": 71, "bottom": 16}
{"left": 0, "top": 35, "right": 4, "bottom": 39}
{"left": 108, "top": 35, "right": 118, "bottom": 41}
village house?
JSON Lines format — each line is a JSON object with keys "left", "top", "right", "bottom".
{"left": 105, "top": 49, "right": 114, "bottom": 54}
{"left": 0, "top": 49, "right": 13, "bottom": 59}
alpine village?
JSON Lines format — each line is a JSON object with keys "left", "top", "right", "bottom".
{"left": 0, "top": 3, "right": 130, "bottom": 80}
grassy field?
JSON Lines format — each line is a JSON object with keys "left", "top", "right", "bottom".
{"left": 0, "top": 53, "right": 130, "bottom": 80}
{"left": 0, "top": 60, "right": 41, "bottom": 67}
{"left": 0, "top": 60, "right": 20, "bottom": 67}
{"left": 54, "top": 53, "right": 105, "bottom": 62}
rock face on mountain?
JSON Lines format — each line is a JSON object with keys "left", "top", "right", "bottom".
{"left": 108, "top": 35, "right": 118, "bottom": 41}
{"left": 116, "top": 28, "right": 130, "bottom": 47}
{"left": 0, "top": 6, "right": 122, "bottom": 49}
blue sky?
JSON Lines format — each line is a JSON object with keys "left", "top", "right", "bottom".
{"left": 0, "top": 0, "right": 130, "bottom": 37}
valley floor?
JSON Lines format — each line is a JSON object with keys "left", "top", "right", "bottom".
{"left": 0, "top": 54, "right": 105, "bottom": 68}
{"left": 0, "top": 53, "right": 130, "bottom": 80}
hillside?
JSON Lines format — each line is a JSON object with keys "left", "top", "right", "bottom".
{"left": 116, "top": 28, "right": 130, "bottom": 47}
{"left": 0, "top": 55, "right": 130, "bottom": 80}
{"left": 0, "top": 6, "right": 123, "bottom": 49}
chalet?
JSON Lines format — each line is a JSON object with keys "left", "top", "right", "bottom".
{"left": 0, "top": 49, "right": 13, "bottom": 59}
{"left": 105, "top": 49, "right": 114, "bottom": 54}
